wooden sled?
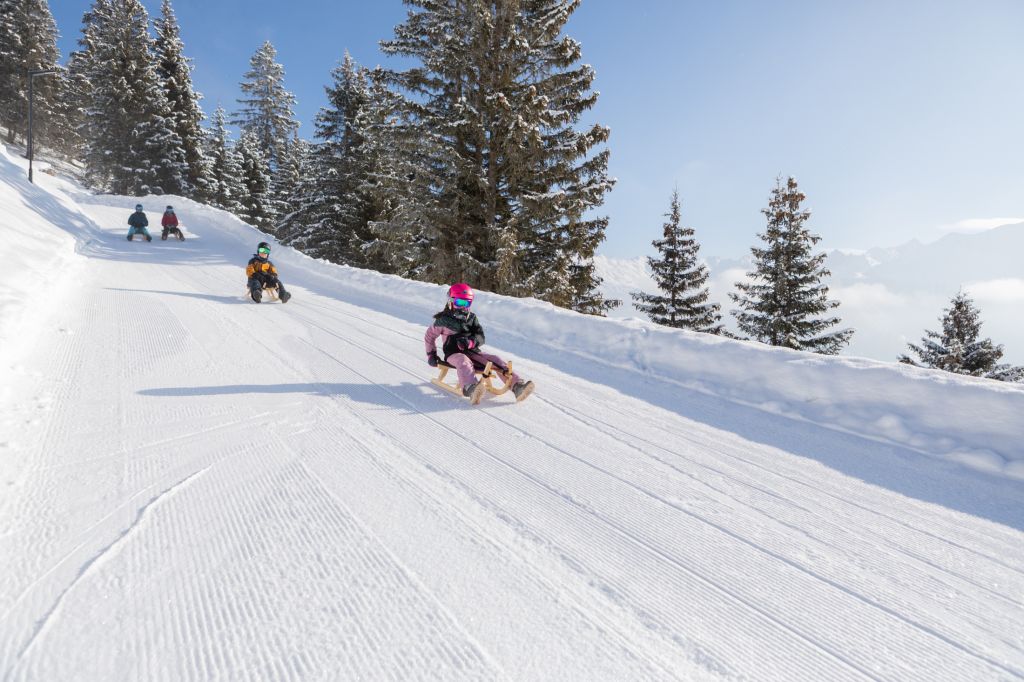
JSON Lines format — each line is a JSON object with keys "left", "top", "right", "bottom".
{"left": 242, "top": 285, "right": 280, "bottom": 302}
{"left": 432, "top": 359, "right": 515, "bottom": 404}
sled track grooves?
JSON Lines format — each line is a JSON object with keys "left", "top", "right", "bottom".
{"left": 283, "top": 392, "right": 691, "bottom": 679}
{"left": 552, "top": 389, "right": 1024, "bottom": 588}
{"left": 8, "top": 467, "right": 209, "bottom": 680}
{"left": 283, "top": 300, "right": 1023, "bottom": 679}
{"left": 545, "top": 396, "right": 1024, "bottom": 609}
{"left": 155, "top": 434, "right": 498, "bottom": 681}
{"left": 559, "top": 378, "right": 1024, "bottom": 568}
{"left": 0, "top": 278, "right": 98, "bottom": 672}
{"left": 283, "top": 307, "right": 878, "bottom": 680}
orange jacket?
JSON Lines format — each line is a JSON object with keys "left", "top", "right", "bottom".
{"left": 246, "top": 256, "right": 278, "bottom": 279}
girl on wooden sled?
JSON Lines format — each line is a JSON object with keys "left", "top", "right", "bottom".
{"left": 424, "top": 283, "right": 534, "bottom": 404}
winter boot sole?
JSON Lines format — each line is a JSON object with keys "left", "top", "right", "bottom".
{"left": 466, "top": 382, "right": 486, "bottom": 405}
{"left": 514, "top": 381, "right": 535, "bottom": 403}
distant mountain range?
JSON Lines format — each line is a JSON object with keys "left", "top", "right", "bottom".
{"left": 596, "top": 222, "right": 1024, "bottom": 365}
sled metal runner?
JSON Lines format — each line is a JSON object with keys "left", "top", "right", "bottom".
{"left": 432, "top": 359, "right": 515, "bottom": 402}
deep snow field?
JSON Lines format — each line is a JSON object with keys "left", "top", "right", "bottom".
{"left": 1, "top": 146, "right": 1023, "bottom": 681}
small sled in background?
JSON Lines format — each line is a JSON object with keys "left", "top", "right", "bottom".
{"left": 161, "top": 226, "right": 185, "bottom": 241}
{"left": 432, "top": 359, "right": 526, "bottom": 405}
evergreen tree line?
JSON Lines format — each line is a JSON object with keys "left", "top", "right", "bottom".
{"left": 0, "top": 0, "right": 78, "bottom": 157}
{"left": 7, "top": 0, "right": 1018, "bottom": 377}
{"left": 1, "top": 0, "right": 615, "bottom": 314}
{"left": 632, "top": 177, "right": 1023, "bottom": 381}
{"left": 278, "top": 1, "right": 616, "bottom": 313}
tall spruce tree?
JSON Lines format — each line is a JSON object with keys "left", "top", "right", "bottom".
{"left": 271, "top": 133, "right": 308, "bottom": 235}
{"left": 73, "top": 0, "right": 188, "bottom": 195}
{"left": 276, "top": 138, "right": 323, "bottom": 250}
{"left": 0, "top": 0, "right": 76, "bottom": 156}
{"left": 153, "top": 0, "right": 211, "bottom": 199}
{"left": 236, "top": 130, "right": 273, "bottom": 231}
{"left": 632, "top": 189, "right": 723, "bottom": 333}
{"left": 359, "top": 70, "right": 431, "bottom": 278}
{"left": 730, "top": 176, "right": 853, "bottom": 354}
{"left": 899, "top": 291, "right": 1023, "bottom": 381}
{"left": 205, "top": 105, "right": 244, "bottom": 214}
{"left": 232, "top": 41, "right": 298, "bottom": 170}
{"left": 281, "top": 53, "right": 379, "bottom": 266}
{"left": 378, "top": 0, "right": 616, "bottom": 313}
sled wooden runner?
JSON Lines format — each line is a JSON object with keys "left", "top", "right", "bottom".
{"left": 431, "top": 359, "right": 515, "bottom": 400}
{"left": 242, "top": 286, "right": 280, "bottom": 302}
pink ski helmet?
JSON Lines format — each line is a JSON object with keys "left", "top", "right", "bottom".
{"left": 447, "top": 282, "right": 474, "bottom": 310}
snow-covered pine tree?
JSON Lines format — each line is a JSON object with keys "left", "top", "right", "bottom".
{"left": 899, "top": 291, "right": 1023, "bottom": 381}
{"left": 378, "top": 0, "right": 615, "bottom": 313}
{"left": 0, "top": 0, "right": 76, "bottom": 156}
{"left": 72, "top": 0, "right": 188, "bottom": 195}
{"left": 232, "top": 40, "right": 298, "bottom": 171}
{"left": 281, "top": 52, "right": 379, "bottom": 266}
{"left": 153, "top": 0, "right": 212, "bottom": 200}
{"left": 271, "top": 133, "right": 309, "bottom": 239}
{"left": 729, "top": 176, "right": 853, "bottom": 354}
{"left": 632, "top": 189, "right": 723, "bottom": 333}
{"left": 236, "top": 129, "right": 273, "bottom": 231}
{"left": 275, "top": 137, "right": 323, "bottom": 250}
{"left": 359, "top": 70, "right": 433, "bottom": 278}
{"left": 205, "top": 105, "right": 245, "bottom": 214}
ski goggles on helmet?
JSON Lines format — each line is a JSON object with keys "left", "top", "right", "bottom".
{"left": 258, "top": 247, "right": 271, "bottom": 256}
{"left": 451, "top": 297, "right": 472, "bottom": 309}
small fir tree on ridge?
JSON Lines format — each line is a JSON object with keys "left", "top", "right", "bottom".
{"left": 632, "top": 189, "right": 723, "bottom": 333}
{"left": 899, "top": 291, "right": 1023, "bottom": 382}
{"left": 730, "top": 176, "right": 852, "bottom": 354}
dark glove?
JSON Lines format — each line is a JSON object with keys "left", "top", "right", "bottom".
{"left": 456, "top": 337, "right": 475, "bottom": 351}
{"left": 427, "top": 352, "right": 439, "bottom": 367}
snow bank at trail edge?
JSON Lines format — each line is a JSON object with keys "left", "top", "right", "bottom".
{"left": 0, "top": 147, "right": 83, "bottom": 371}
{"left": 5, "top": 143, "right": 1024, "bottom": 480}
{"left": 302, "top": 261, "right": 1024, "bottom": 479}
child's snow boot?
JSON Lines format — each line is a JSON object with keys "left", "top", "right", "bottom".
{"left": 511, "top": 380, "right": 534, "bottom": 402}
{"left": 462, "top": 380, "right": 485, "bottom": 404}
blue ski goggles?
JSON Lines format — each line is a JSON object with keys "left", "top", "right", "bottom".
{"left": 452, "top": 297, "right": 472, "bottom": 309}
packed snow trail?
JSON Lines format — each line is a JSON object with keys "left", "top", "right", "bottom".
{"left": 1, "top": 162, "right": 1023, "bottom": 680}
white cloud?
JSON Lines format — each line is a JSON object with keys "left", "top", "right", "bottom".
{"left": 965, "top": 278, "right": 1024, "bottom": 303}
{"left": 832, "top": 283, "right": 906, "bottom": 308}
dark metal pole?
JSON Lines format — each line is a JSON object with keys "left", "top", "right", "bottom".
{"left": 27, "top": 69, "right": 57, "bottom": 184}
{"left": 27, "top": 72, "right": 34, "bottom": 183}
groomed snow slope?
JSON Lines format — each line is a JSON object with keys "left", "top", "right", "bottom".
{"left": 2, "top": 147, "right": 1023, "bottom": 681}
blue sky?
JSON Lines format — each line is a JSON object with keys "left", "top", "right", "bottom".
{"left": 53, "top": 1, "right": 1024, "bottom": 260}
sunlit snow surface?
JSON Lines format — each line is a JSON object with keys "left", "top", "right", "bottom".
{"left": 2, "top": 148, "right": 1023, "bottom": 681}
